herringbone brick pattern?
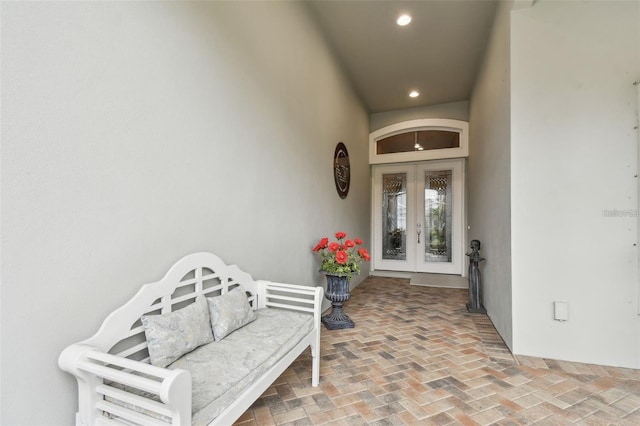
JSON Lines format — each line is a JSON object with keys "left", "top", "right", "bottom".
{"left": 235, "top": 276, "right": 640, "bottom": 425}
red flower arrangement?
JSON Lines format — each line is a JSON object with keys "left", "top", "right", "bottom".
{"left": 312, "top": 231, "right": 370, "bottom": 280}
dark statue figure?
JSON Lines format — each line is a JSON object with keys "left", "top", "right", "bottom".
{"left": 466, "top": 240, "right": 487, "bottom": 314}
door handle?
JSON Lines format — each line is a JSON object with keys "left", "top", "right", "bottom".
{"left": 417, "top": 224, "right": 421, "bottom": 244}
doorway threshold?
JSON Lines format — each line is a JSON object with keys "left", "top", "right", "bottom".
{"left": 370, "top": 270, "right": 413, "bottom": 279}
{"left": 410, "top": 273, "right": 468, "bottom": 289}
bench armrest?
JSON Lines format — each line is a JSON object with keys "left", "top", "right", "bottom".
{"left": 59, "top": 343, "right": 191, "bottom": 426}
{"left": 256, "top": 280, "right": 323, "bottom": 387}
{"left": 257, "top": 281, "right": 324, "bottom": 324}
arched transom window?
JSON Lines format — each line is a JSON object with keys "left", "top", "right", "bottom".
{"left": 369, "top": 119, "right": 468, "bottom": 164}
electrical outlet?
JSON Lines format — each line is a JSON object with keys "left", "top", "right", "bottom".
{"left": 554, "top": 301, "right": 569, "bottom": 321}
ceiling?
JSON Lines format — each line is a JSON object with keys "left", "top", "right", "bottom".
{"left": 306, "top": 0, "right": 499, "bottom": 114}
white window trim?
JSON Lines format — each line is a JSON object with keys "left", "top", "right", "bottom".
{"left": 369, "top": 118, "right": 469, "bottom": 164}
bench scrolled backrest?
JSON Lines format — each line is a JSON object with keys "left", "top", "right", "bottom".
{"left": 84, "top": 252, "right": 259, "bottom": 361}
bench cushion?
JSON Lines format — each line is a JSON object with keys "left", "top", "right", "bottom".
{"left": 141, "top": 296, "right": 214, "bottom": 368}
{"left": 108, "top": 307, "right": 314, "bottom": 425}
{"left": 174, "top": 307, "right": 314, "bottom": 425}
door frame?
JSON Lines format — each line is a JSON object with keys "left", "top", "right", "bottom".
{"left": 371, "top": 159, "right": 467, "bottom": 276}
{"left": 369, "top": 118, "right": 469, "bottom": 277}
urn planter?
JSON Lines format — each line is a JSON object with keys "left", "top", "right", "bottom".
{"left": 321, "top": 272, "right": 355, "bottom": 330}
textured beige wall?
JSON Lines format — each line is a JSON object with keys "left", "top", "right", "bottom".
{"left": 370, "top": 101, "right": 469, "bottom": 132}
{"left": 0, "top": 2, "right": 369, "bottom": 424}
{"left": 468, "top": 0, "right": 514, "bottom": 349}
{"left": 510, "top": 0, "right": 640, "bottom": 368}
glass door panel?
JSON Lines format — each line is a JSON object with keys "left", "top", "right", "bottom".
{"left": 424, "top": 170, "right": 452, "bottom": 263}
{"left": 382, "top": 173, "right": 407, "bottom": 260}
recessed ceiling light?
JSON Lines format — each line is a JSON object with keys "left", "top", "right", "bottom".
{"left": 397, "top": 14, "right": 412, "bottom": 26}
{"left": 409, "top": 90, "right": 420, "bottom": 98}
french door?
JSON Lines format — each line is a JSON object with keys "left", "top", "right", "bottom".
{"left": 372, "top": 159, "right": 465, "bottom": 274}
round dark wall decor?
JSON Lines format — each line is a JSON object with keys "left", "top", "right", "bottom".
{"left": 333, "top": 142, "right": 350, "bottom": 199}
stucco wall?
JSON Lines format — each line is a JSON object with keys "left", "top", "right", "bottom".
{"left": 511, "top": 0, "right": 640, "bottom": 368}
{"left": 369, "top": 101, "right": 469, "bottom": 132}
{"left": 0, "top": 2, "right": 369, "bottom": 424}
{"left": 468, "top": 0, "right": 513, "bottom": 349}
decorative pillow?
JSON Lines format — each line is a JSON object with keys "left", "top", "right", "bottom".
{"left": 141, "top": 295, "right": 214, "bottom": 368}
{"left": 207, "top": 287, "right": 257, "bottom": 341}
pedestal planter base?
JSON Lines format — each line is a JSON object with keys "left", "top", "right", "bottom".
{"left": 321, "top": 311, "right": 355, "bottom": 330}
{"left": 322, "top": 272, "right": 355, "bottom": 330}
{"left": 466, "top": 303, "right": 487, "bottom": 314}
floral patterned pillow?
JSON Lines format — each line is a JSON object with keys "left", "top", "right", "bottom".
{"left": 141, "top": 295, "right": 214, "bottom": 367}
{"left": 207, "top": 287, "right": 257, "bottom": 341}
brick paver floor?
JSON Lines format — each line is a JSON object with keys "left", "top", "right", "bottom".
{"left": 235, "top": 276, "right": 640, "bottom": 425}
